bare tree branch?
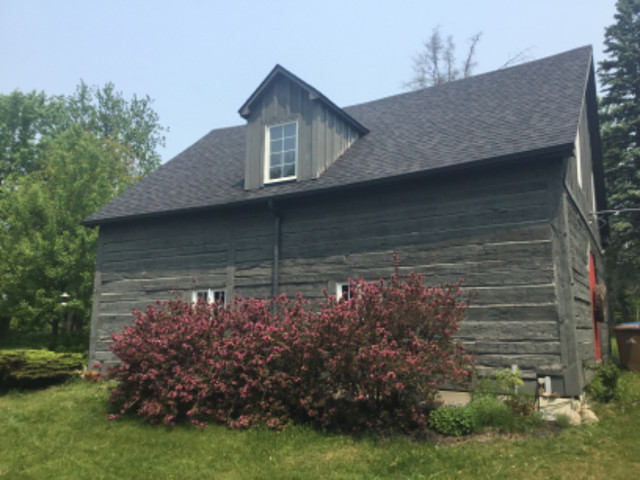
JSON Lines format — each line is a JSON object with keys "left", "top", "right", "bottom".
{"left": 498, "top": 47, "right": 534, "bottom": 69}
{"left": 404, "top": 28, "right": 482, "bottom": 90}
{"left": 463, "top": 33, "right": 482, "bottom": 78}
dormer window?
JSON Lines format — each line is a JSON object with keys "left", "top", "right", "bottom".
{"left": 240, "top": 65, "right": 367, "bottom": 191}
{"left": 265, "top": 121, "right": 297, "bottom": 183}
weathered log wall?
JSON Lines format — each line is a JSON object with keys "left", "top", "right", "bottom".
{"left": 89, "top": 157, "right": 600, "bottom": 395}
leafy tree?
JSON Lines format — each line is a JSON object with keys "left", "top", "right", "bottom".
{"left": 599, "top": 0, "right": 640, "bottom": 322}
{"left": 405, "top": 27, "right": 482, "bottom": 90}
{"left": 0, "top": 91, "right": 65, "bottom": 184}
{"left": 0, "top": 84, "right": 165, "bottom": 342}
{"left": 65, "top": 82, "right": 165, "bottom": 176}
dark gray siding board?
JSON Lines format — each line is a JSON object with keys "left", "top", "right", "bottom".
{"left": 243, "top": 75, "right": 361, "bottom": 190}
{"left": 564, "top": 98, "right": 602, "bottom": 247}
{"left": 89, "top": 158, "right": 575, "bottom": 389}
{"left": 279, "top": 176, "right": 550, "bottom": 260}
{"left": 567, "top": 198, "right": 610, "bottom": 368}
{"left": 272, "top": 161, "right": 562, "bottom": 382}
{"left": 89, "top": 206, "right": 275, "bottom": 366}
{"left": 549, "top": 160, "right": 585, "bottom": 395}
{"left": 547, "top": 151, "right": 609, "bottom": 395}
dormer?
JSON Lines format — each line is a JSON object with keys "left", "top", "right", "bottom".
{"left": 239, "top": 65, "right": 368, "bottom": 190}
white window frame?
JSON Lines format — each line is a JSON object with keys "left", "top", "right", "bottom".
{"left": 264, "top": 121, "right": 298, "bottom": 184}
{"left": 192, "top": 288, "right": 227, "bottom": 305}
{"left": 575, "top": 131, "right": 582, "bottom": 189}
{"left": 336, "top": 282, "right": 353, "bottom": 301}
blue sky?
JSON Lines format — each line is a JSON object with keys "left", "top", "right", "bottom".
{"left": 0, "top": 0, "right": 618, "bottom": 162}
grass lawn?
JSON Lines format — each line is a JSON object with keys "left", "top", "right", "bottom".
{"left": 1, "top": 373, "right": 639, "bottom": 480}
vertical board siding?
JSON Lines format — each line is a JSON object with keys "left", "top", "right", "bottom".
{"left": 244, "top": 75, "right": 362, "bottom": 189}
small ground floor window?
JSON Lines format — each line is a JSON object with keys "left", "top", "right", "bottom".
{"left": 192, "top": 288, "right": 226, "bottom": 305}
{"left": 336, "top": 282, "right": 352, "bottom": 300}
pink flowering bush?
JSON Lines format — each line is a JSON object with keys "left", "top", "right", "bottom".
{"left": 108, "top": 270, "right": 473, "bottom": 432}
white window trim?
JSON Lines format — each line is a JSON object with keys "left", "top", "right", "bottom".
{"left": 192, "top": 288, "right": 227, "bottom": 305}
{"left": 575, "top": 131, "right": 582, "bottom": 189}
{"left": 264, "top": 120, "right": 298, "bottom": 184}
{"left": 336, "top": 282, "right": 353, "bottom": 301}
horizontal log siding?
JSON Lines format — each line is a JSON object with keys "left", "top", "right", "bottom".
{"left": 567, "top": 200, "right": 609, "bottom": 368}
{"left": 89, "top": 207, "right": 275, "bottom": 366}
{"left": 90, "top": 159, "right": 568, "bottom": 385}
{"left": 277, "top": 162, "right": 560, "bottom": 380}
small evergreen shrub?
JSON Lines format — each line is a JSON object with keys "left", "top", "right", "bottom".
{"left": 108, "top": 271, "right": 474, "bottom": 431}
{"left": 429, "top": 405, "right": 475, "bottom": 437}
{"left": 0, "top": 349, "right": 84, "bottom": 389}
{"left": 586, "top": 363, "right": 620, "bottom": 403}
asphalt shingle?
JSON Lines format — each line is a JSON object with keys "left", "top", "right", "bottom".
{"left": 84, "top": 46, "right": 593, "bottom": 225}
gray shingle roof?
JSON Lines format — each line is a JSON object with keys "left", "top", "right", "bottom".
{"left": 84, "top": 46, "right": 593, "bottom": 226}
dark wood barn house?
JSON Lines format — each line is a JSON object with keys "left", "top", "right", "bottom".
{"left": 84, "top": 46, "right": 608, "bottom": 396}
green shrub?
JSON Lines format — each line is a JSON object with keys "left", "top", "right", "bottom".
{"left": 586, "top": 363, "right": 620, "bottom": 403}
{"left": 51, "top": 329, "right": 90, "bottom": 354}
{"left": 555, "top": 413, "right": 572, "bottom": 429}
{"left": 505, "top": 392, "right": 536, "bottom": 417}
{"left": 471, "top": 368, "right": 524, "bottom": 399}
{"left": 0, "top": 349, "right": 84, "bottom": 389}
{"left": 429, "top": 405, "right": 475, "bottom": 437}
{"left": 0, "top": 329, "right": 89, "bottom": 354}
{"left": 468, "top": 395, "right": 514, "bottom": 432}
{"left": 516, "top": 410, "right": 544, "bottom": 432}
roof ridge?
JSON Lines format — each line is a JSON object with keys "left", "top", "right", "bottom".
{"left": 343, "top": 45, "right": 593, "bottom": 112}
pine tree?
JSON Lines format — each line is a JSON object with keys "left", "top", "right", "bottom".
{"left": 599, "top": 0, "right": 640, "bottom": 322}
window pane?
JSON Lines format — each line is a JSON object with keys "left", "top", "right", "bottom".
{"left": 270, "top": 166, "right": 280, "bottom": 179}
{"left": 271, "top": 139, "right": 282, "bottom": 153}
{"left": 214, "top": 290, "right": 225, "bottom": 303}
{"left": 196, "top": 291, "right": 208, "bottom": 302}
{"left": 283, "top": 122, "right": 296, "bottom": 137}
{"left": 284, "top": 151, "right": 295, "bottom": 164}
{"left": 271, "top": 152, "right": 282, "bottom": 166}
{"left": 270, "top": 125, "right": 283, "bottom": 140}
{"left": 284, "top": 137, "right": 296, "bottom": 150}
{"left": 283, "top": 164, "right": 295, "bottom": 177}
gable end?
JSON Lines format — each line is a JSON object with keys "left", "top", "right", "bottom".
{"left": 241, "top": 66, "right": 368, "bottom": 190}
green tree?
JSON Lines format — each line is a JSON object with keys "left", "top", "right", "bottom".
{"left": 0, "top": 91, "right": 65, "bottom": 184}
{"left": 65, "top": 82, "right": 165, "bottom": 176}
{"left": 0, "top": 84, "right": 165, "bottom": 343}
{"left": 599, "top": 0, "right": 640, "bottom": 322}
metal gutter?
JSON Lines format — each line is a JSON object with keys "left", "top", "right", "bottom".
{"left": 81, "top": 143, "right": 572, "bottom": 228}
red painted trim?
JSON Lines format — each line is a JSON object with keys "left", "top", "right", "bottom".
{"left": 589, "top": 253, "right": 601, "bottom": 362}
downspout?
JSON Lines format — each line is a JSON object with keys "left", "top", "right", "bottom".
{"left": 267, "top": 200, "right": 281, "bottom": 298}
